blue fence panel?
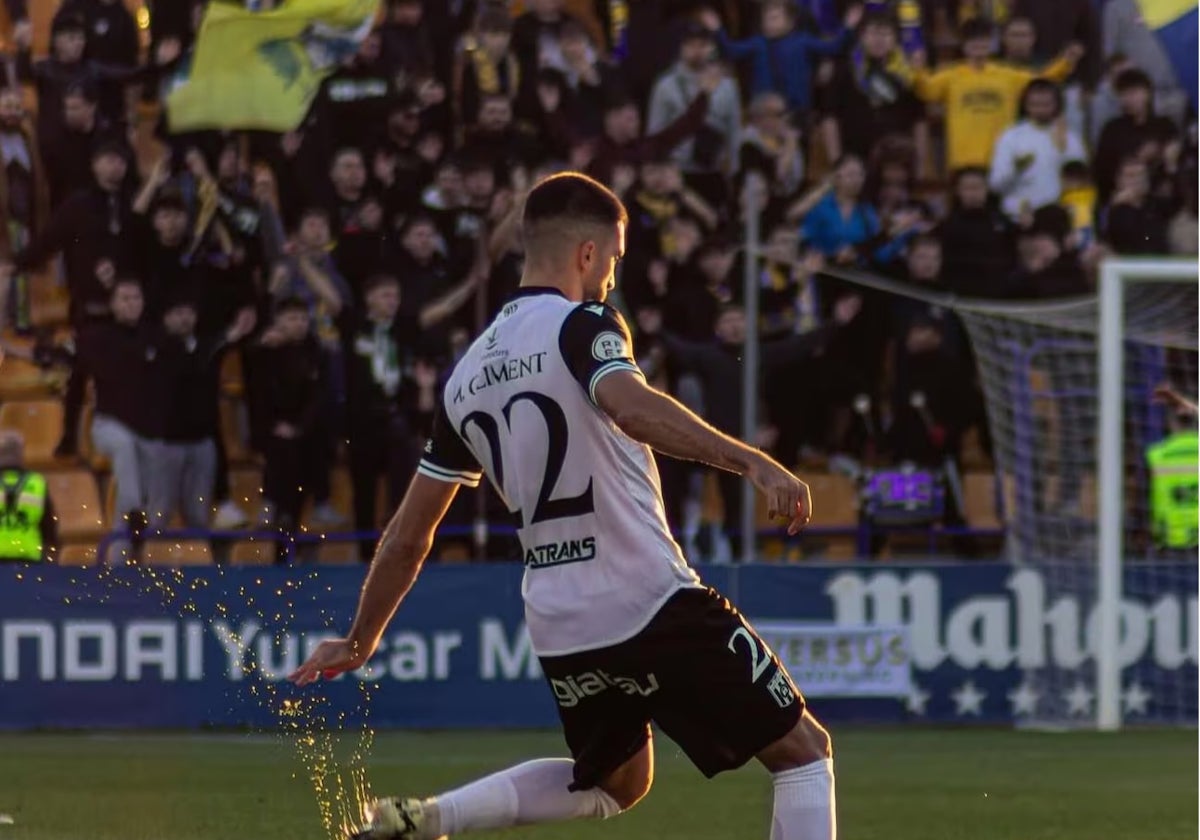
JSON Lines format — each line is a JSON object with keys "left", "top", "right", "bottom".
{"left": 0, "top": 562, "right": 1193, "bottom": 729}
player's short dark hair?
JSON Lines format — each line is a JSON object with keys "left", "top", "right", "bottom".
{"left": 522, "top": 172, "right": 628, "bottom": 239}
{"left": 274, "top": 296, "right": 310, "bottom": 317}
{"left": 364, "top": 273, "right": 400, "bottom": 295}
{"left": 1114, "top": 67, "right": 1153, "bottom": 93}
{"left": 861, "top": 11, "right": 896, "bottom": 31}
{"left": 959, "top": 18, "right": 994, "bottom": 43}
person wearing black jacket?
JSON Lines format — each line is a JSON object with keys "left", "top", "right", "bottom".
{"left": 38, "top": 82, "right": 126, "bottom": 211}
{"left": 62, "top": 278, "right": 162, "bottom": 558}
{"left": 343, "top": 274, "right": 426, "bottom": 561}
{"left": 1102, "top": 157, "right": 1171, "bottom": 255}
{"left": 937, "top": 167, "right": 1019, "bottom": 298}
{"left": 8, "top": 139, "right": 137, "bottom": 326}
{"left": 145, "top": 297, "right": 256, "bottom": 535}
{"left": 14, "top": 12, "right": 178, "bottom": 142}
{"left": 1093, "top": 69, "right": 1180, "bottom": 203}
{"left": 653, "top": 298, "right": 860, "bottom": 551}
{"left": 56, "top": 0, "right": 140, "bottom": 71}
{"left": 248, "top": 298, "right": 329, "bottom": 560}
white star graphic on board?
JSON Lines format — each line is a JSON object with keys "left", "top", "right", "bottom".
{"left": 1064, "top": 682, "right": 1094, "bottom": 717}
{"left": 951, "top": 680, "right": 986, "bottom": 716}
{"left": 906, "top": 684, "right": 930, "bottom": 716}
{"left": 1007, "top": 682, "right": 1039, "bottom": 716}
{"left": 1122, "top": 682, "right": 1152, "bottom": 716}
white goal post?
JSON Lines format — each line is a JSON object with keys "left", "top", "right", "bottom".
{"left": 1096, "top": 258, "right": 1199, "bottom": 731}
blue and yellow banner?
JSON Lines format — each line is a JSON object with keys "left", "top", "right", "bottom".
{"left": 166, "top": 0, "right": 378, "bottom": 133}
{"left": 1136, "top": 0, "right": 1198, "bottom": 110}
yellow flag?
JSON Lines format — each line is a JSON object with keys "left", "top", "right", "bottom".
{"left": 166, "top": 0, "right": 379, "bottom": 133}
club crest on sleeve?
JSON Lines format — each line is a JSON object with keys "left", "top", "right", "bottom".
{"left": 592, "top": 331, "right": 627, "bottom": 361}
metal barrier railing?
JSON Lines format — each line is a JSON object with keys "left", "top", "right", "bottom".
{"left": 95, "top": 522, "right": 1005, "bottom": 565}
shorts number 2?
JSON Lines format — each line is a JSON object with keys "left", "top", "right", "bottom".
{"left": 727, "top": 626, "right": 771, "bottom": 683}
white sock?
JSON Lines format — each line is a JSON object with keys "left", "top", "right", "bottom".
{"left": 770, "top": 758, "right": 836, "bottom": 840}
{"left": 434, "top": 758, "right": 621, "bottom": 835}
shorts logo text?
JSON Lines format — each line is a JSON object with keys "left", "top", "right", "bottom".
{"left": 550, "top": 669, "right": 660, "bottom": 708}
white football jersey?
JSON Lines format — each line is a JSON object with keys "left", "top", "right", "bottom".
{"left": 418, "top": 287, "right": 701, "bottom": 656}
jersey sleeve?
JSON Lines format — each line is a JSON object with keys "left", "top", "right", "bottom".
{"left": 558, "top": 302, "right": 645, "bottom": 405}
{"left": 417, "top": 399, "right": 484, "bottom": 487}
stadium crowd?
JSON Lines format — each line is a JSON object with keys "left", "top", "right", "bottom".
{"left": 0, "top": 0, "right": 1194, "bottom": 564}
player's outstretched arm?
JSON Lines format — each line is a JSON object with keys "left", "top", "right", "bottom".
{"left": 595, "top": 369, "right": 811, "bottom": 534}
{"left": 287, "top": 474, "right": 460, "bottom": 686}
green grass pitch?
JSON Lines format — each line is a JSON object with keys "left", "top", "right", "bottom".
{"left": 0, "top": 728, "right": 1193, "bottom": 839}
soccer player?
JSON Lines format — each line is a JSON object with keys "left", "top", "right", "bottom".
{"left": 289, "top": 172, "right": 836, "bottom": 840}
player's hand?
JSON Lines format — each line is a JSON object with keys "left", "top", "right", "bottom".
{"left": 288, "top": 638, "right": 370, "bottom": 686}
{"left": 748, "top": 455, "right": 812, "bottom": 535}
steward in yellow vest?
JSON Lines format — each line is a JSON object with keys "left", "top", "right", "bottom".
{"left": 0, "top": 431, "right": 56, "bottom": 562}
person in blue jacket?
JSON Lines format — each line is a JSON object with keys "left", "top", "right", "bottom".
{"left": 698, "top": 2, "right": 863, "bottom": 116}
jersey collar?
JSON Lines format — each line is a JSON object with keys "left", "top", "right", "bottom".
{"left": 510, "top": 286, "right": 568, "bottom": 300}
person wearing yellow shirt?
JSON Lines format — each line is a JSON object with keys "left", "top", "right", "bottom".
{"left": 912, "top": 18, "right": 1082, "bottom": 173}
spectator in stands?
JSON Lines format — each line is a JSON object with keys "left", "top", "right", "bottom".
{"left": 314, "top": 31, "right": 397, "bottom": 156}
{"left": 0, "top": 87, "right": 47, "bottom": 334}
{"left": 657, "top": 297, "right": 861, "bottom": 548}
{"left": 1011, "top": 218, "right": 1089, "bottom": 298}
{"left": 998, "top": 16, "right": 1037, "bottom": 69}
{"left": 456, "top": 8, "right": 518, "bottom": 132}
{"left": 647, "top": 22, "right": 741, "bottom": 203}
{"left": 249, "top": 297, "right": 330, "bottom": 558}
{"left": 14, "top": 12, "right": 178, "bottom": 142}
{"left": 989, "top": 79, "right": 1087, "bottom": 221}
{"left": 459, "top": 93, "right": 543, "bottom": 184}
{"left": 377, "top": 0, "right": 439, "bottom": 89}
{"left": 146, "top": 298, "right": 256, "bottom": 535}
{"left": 541, "top": 68, "right": 720, "bottom": 185}
{"left": 271, "top": 207, "right": 353, "bottom": 354}
{"left": 325, "top": 147, "right": 385, "bottom": 297}
{"left": 8, "top": 139, "right": 137, "bottom": 326}
{"left": 1094, "top": 68, "right": 1180, "bottom": 204}
{"left": 1102, "top": 156, "right": 1170, "bottom": 255}
{"left": 937, "top": 167, "right": 1017, "bottom": 298}
{"left": 1058, "top": 160, "right": 1099, "bottom": 249}
{"left": 912, "top": 18, "right": 1081, "bottom": 173}
{"left": 57, "top": 0, "right": 141, "bottom": 80}
{"left": 39, "top": 82, "right": 122, "bottom": 211}
{"left": 820, "top": 12, "right": 925, "bottom": 167}
{"left": 699, "top": 3, "right": 862, "bottom": 117}
{"left": 800, "top": 154, "right": 916, "bottom": 266}
{"left": 886, "top": 235, "right": 973, "bottom": 465}
{"left": 1167, "top": 167, "right": 1198, "bottom": 255}
{"left": 1102, "top": 0, "right": 1190, "bottom": 125}
{"left": 64, "top": 278, "right": 161, "bottom": 558}
{"left": 344, "top": 273, "right": 426, "bottom": 562}
{"left": 511, "top": 0, "right": 579, "bottom": 114}
{"left": 0, "top": 430, "right": 57, "bottom": 564}
{"left": 737, "top": 92, "right": 804, "bottom": 227}
{"left": 134, "top": 178, "right": 203, "bottom": 319}
{"left": 553, "top": 20, "right": 628, "bottom": 140}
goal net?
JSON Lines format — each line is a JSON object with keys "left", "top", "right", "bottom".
{"left": 827, "top": 259, "right": 1198, "bottom": 729}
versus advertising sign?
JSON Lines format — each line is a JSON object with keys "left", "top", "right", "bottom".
{"left": 755, "top": 624, "right": 911, "bottom": 698}
{"left": 0, "top": 562, "right": 1194, "bottom": 728}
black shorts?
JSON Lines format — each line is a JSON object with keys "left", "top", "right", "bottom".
{"left": 538, "top": 587, "right": 805, "bottom": 791}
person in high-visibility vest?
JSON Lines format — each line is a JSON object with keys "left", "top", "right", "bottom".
{"left": 0, "top": 430, "right": 57, "bottom": 563}
{"left": 1146, "top": 386, "right": 1198, "bottom": 549}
